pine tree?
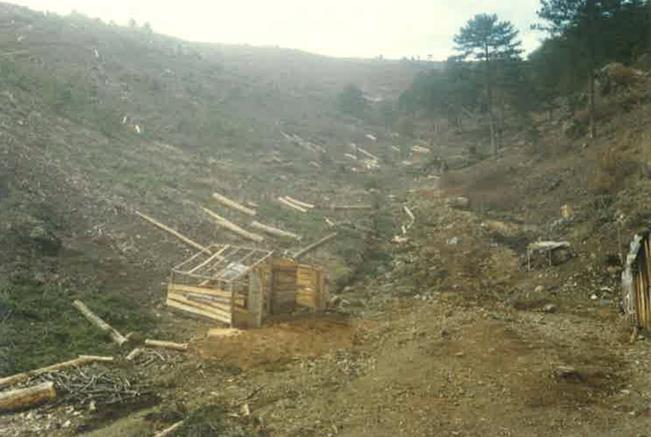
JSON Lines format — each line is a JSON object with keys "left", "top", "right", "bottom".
{"left": 454, "top": 14, "right": 522, "bottom": 155}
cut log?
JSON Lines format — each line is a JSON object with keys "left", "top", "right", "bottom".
{"left": 201, "top": 207, "right": 264, "bottom": 243}
{"left": 154, "top": 420, "right": 185, "bottom": 437}
{"left": 403, "top": 205, "right": 415, "bottom": 223}
{"left": 212, "top": 193, "right": 256, "bottom": 217}
{"left": 357, "top": 147, "right": 380, "bottom": 161}
{"left": 0, "top": 382, "right": 56, "bottom": 412}
{"left": 144, "top": 339, "right": 189, "bottom": 352}
{"left": 284, "top": 196, "right": 315, "bottom": 209}
{"left": 294, "top": 232, "right": 338, "bottom": 260}
{"left": 250, "top": 221, "right": 301, "bottom": 240}
{"left": 278, "top": 197, "right": 307, "bottom": 213}
{"left": 126, "top": 348, "right": 143, "bottom": 361}
{"left": 0, "top": 355, "right": 114, "bottom": 389}
{"left": 135, "top": 211, "right": 210, "bottom": 254}
{"left": 72, "top": 300, "right": 128, "bottom": 346}
{"left": 329, "top": 205, "right": 374, "bottom": 211}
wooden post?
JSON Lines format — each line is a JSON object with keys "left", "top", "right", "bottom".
{"left": 0, "top": 355, "right": 114, "bottom": 389}
{"left": 135, "top": 211, "right": 210, "bottom": 254}
{"left": 0, "top": 382, "right": 56, "bottom": 412}
{"left": 73, "top": 300, "right": 128, "bottom": 346}
{"left": 212, "top": 193, "right": 256, "bottom": 216}
{"left": 294, "top": 233, "right": 338, "bottom": 260}
{"left": 248, "top": 271, "right": 263, "bottom": 328}
{"left": 250, "top": 221, "right": 301, "bottom": 241}
{"left": 201, "top": 207, "right": 264, "bottom": 243}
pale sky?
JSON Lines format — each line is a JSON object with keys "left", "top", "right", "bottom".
{"left": 11, "top": 0, "right": 543, "bottom": 59}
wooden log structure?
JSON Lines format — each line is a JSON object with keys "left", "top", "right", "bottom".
{"left": 294, "top": 232, "right": 338, "bottom": 260}
{"left": 72, "top": 300, "right": 128, "bottom": 346}
{"left": 0, "top": 355, "right": 114, "bottom": 389}
{"left": 284, "top": 196, "right": 315, "bottom": 209}
{"left": 277, "top": 196, "right": 307, "bottom": 213}
{"left": 201, "top": 207, "right": 264, "bottom": 243}
{"left": 144, "top": 339, "right": 189, "bottom": 352}
{"left": 212, "top": 193, "right": 256, "bottom": 217}
{"left": 0, "top": 382, "right": 56, "bottom": 412}
{"left": 250, "top": 220, "right": 301, "bottom": 240}
{"left": 135, "top": 211, "right": 210, "bottom": 254}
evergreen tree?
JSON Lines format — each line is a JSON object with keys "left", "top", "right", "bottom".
{"left": 454, "top": 14, "right": 522, "bottom": 155}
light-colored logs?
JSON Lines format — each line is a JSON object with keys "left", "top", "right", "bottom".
{"left": 0, "top": 355, "right": 114, "bottom": 389}
{"left": 144, "top": 339, "right": 189, "bottom": 352}
{"left": 72, "top": 300, "right": 128, "bottom": 346}
{"left": 201, "top": 207, "right": 264, "bottom": 243}
{"left": 0, "top": 382, "right": 56, "bottom": 412}
{"left": 277, "top": 197, "right": 307, "bottom": 213}
{"left": 284, "top": 196, "right": 315, "bottom": 209}
{"left": 135, "top": 211, "right": 210, "bottom": 254}
{"left": 250, "top": 221, "right": 301, "bottom": 240}
{"left": 212, "top": 193, "right": 256, "bottom": 217}
{"left": 154, "top": 420, "right": 185, "bottom": 437}
{"left": 294, "top": 232, "right": 338, "bottom": 260}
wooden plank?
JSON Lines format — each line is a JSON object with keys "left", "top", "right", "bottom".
{"left": 212, "top": 192, "right": 256, "bottom": 216}
{"left": 167, "top": 294, "right": 232, "bottom": 320}
{"left": 169, "top": 283, "right": 231, "bottom": 299}
{"left": 136, "top": 211, "right": 210, "bottom": 254}
{"left": 166, "top": 299, "right": 231, "bottom": 325}
{"left": 168, "top": 292, "right": 237, "bottom": 312}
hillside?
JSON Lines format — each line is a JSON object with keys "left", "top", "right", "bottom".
{"left": 1, "top": 2, "right": 651, "bottom": 437}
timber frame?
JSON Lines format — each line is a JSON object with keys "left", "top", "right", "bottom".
{"left": 167, "top": 244, "right": 329, "bottom": 328}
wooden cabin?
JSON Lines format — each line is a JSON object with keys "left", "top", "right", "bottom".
{"left": 166, "top": 244, "right": 329, "bottom": 328}
{"left": 622, "top": 233, "right": 651, "bottom": 330}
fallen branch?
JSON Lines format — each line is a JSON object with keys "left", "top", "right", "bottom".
{"left": 278, "top": 196, "right": 307, "bottom": 213}
{"left": 250, "top": 220, "right": 301, "bottom": 240}
{"left": 284, "top": 196, "right": 315, "bottom": 209}
{"left": 0, "top": 382, "right": 56, "bottom": 412}
{"left": 154, "top": 420, "right": 185, "bottom": 437}
{"left": 212, "top": 193, "right": 256, "bottom": 217}
{"left": 294, "top": 232, "right": 338, "bottom": 260}
{"left": 144, "top": 339, "right": 189, "bottom": 352}
{"left": 201, "top": 207, "right": 264, "bottom": 243}
{"left": 136, "top": 211, "right": 210, "bottom": 254}
{"left": 0, "top": 355, "right": 114, "bottom": 389}
{"left": 73, "top": 300, "right": 128, "bottom": 346}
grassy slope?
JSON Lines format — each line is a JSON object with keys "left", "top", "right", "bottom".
{"left": 0, "top": 2, "right": 422, "bottom": 373}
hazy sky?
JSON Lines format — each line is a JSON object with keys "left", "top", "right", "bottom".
{"left": 12, "top": 0, "right": 544, "bottom": 59}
